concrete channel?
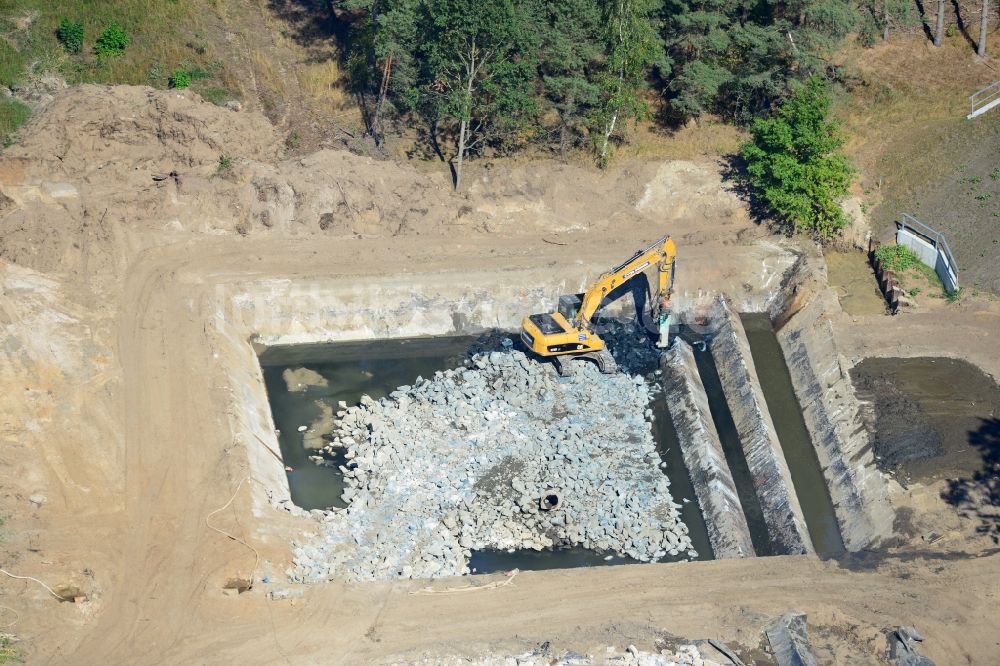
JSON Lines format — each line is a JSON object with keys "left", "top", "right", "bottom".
{"left": 710, "top": 299, "right": 814, "bottom": 555}
{"left": 776, "top": 291, "right": 895, "bottom": 550}
{"left": 741, "top": 313, "right": 845, "bottom": 556}
{"left": 661, "top": 341, "right": 756, "bottom": 559}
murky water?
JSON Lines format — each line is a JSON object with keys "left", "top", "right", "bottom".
{"left": 826, "top": 251, "right": 886, "bottom": 316}
{"left": 851, "top": 357, "right": 1000, "bottom": 483}
{"left": 259, "top": 334, "right": 713, "bottom": 572}
{"left": 741, "top": 314, "right": 846, "bottom": 556}
{"left": 260, "top": 337, "right": 478, "bottom": 510}
{"left": 470, "top": 547, "right": 638, "bottom": 574}
{"left": 682, "top": 329, "right": 776, "bottom": 557}
{"left": 650, "top": 398, "right": 714, "bottom": 560}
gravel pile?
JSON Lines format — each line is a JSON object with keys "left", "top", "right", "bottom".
{"left": 289, "top": 338, "right": 695, "bottom": 582}
{"left": 385, "top": 642, "right": 716, "bottom": 666}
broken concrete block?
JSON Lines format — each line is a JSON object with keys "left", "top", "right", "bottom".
{"left": 766, "top": 611, "right": 817, "bottom": 666}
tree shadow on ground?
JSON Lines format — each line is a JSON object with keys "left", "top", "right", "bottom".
{"left": 718, "top": 154, "right": 789, "bottom": 236}
{"left": 941, "top": 417, "right": 1000, "bottom": 543}
{"left": 948, "top": 0, "right": 978, "bottom": 51}
{"left": 266, "top": 0, "right": 350, "bottom": 49}
{"left": 912, "top": 0, "right": 936, "bottom": 43}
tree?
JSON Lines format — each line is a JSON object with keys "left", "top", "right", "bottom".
{"left": 530, "top": 0, "right": 604, "bottom": 157}
{"left": 411, "top": 0, "right": 536, "bottom": 188}
{"left": 856, "top": 0, "right": 916, "bottom": 45}
{"left": 595, "top": 0, "right": 667, "bottom": 166}
{"left": 739, "top": 77, "right": 854, "bottom": 239}
{"left": 934, "top": 0, "right": 946, "bottom": 46}
{"left": 978, "top": 0, "right": 989, "bottom": 57}
{"left": 662, "top": 0, "right": 741, "bottom": 118}
{"left": 663, "top": 0, "right": 855, "bottom": 124}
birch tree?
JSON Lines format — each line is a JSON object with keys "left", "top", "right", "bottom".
{"left": 978, "top": 0, "right": 989, "bottom": 56}
{"left": 406, "top": 0, "right": 534, "bottom": 188}
{"left": 595, "top": 0, "right": 666, "bottom": 167}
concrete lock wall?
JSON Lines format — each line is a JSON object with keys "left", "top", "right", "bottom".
{"left": 661, "top": 341, "right": 756, "bottom": 559}
{"left": 710, "top": 298, "right": 814, "bottom": 555}
{"left": 896, "top": 226, "right": 959, "bottom": 294}
{"left": 777, "top": 290, "right": 895, "bottom": 551}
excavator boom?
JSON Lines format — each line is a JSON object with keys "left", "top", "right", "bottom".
{"left": 520, "top": 235, "right": 676, "bottom": 370}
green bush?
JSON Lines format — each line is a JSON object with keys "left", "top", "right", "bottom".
{"left": 217, "top": 154, "right": 232, "bottom": 172}
{"left": 169, "top": 69, "right": 191, "bottom": 89}
{"left": 740, "top": 77, "right": 855, "bottom": 239}
{"left": 874, "top": 243, "right": 920, "bottom": 272}
{"left": 57, "top": 18, "right": 85, "bottom": 54}
{"left": 95, "top": 24, "right": 130, "bottom": 57}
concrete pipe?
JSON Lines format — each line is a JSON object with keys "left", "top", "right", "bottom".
{"left": 539, "top": 490, "right": 561, "bottom": 511}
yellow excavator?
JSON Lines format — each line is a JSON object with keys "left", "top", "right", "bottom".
{"left": 520, "top": 235, "right": 677, "bottom": 374}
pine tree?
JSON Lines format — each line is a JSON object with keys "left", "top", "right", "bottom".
{"left": 664, "top": 0, "right": 855, "bottom": 123}
{"left": 531, "top": 0, "right": 604, "bottom": 157}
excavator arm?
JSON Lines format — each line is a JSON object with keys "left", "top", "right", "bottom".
{"left": 520, "top": 235, "right": 677, "bottom": 367}
{"left": 574, "top": 235, "right": 676, "bottom": 326}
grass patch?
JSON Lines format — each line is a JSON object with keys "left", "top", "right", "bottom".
{"left": 296, "top": 60, "right": 349, "bottom": 109}
{"left": 874, "top": 243, "right": 920, "bottom": 272}
{"left": 898, "top": 259, "right": 948, "bottom": 299}
{"left": 0, "top": 635, "right": 18, "bottom": 664}
{"left": 0, "top": 1, "right": 238, "bottom": 91}
{"left": 0, "top": 40, "right": 26, "bottom": 87}
{"left": 874, "top": 243, "right": 958, "bottom": 300}
{"left": 199, "top": 86, "right": 232, "bottom": 105}
{"left": 0, "top": 98, "right": 31, "bottom": 145}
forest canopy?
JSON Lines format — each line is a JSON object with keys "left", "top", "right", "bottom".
{"left": 341, "top": 0, "right": 858, "bottom": 166}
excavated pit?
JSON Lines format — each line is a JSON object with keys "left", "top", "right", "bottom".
{"left": 216, "top": 247, "right": 895, "bottom": 581}
{"left": 255, "top": 298, "right": 852, "bottom": 579}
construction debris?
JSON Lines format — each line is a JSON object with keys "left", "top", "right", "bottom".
{"left": 765, "top": 611, "right": 817, "bottom": 666}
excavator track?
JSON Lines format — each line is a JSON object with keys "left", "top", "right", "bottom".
{"left": 553, "top": 349, "right": 618, "bottom": 376}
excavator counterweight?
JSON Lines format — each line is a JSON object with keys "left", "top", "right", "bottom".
{"left": 520, "top": 235, "right": 676, "bottom": 373}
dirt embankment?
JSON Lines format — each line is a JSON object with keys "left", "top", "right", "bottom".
{"left": 0, "top": 84, "right": 998, "bottom": 664}
{"left": 0, "top": 85, "right": 751, "bottom": 280}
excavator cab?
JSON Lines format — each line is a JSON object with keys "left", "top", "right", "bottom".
{"left": 520, "top": 310, "right": 605, "bottom": 357}
{"left": 520, "top": 309, "right": 613, "bottom": 375}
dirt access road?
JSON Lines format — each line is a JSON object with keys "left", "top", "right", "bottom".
{"left": 1, "top": 86, "right": 999, "bottom": 664}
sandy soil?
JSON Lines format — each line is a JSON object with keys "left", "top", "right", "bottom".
{"left": 0, "top": 85, "right": 998, "bottom": 664}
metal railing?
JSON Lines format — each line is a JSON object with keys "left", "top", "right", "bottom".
{"left": 896, "top": 213, "right": 960, "bottom": 294}
{"left": 968, "top": 79, "right": 1000, "bottom": 119}
{"left": 898, "top": 213, "right": 959, "bottom": 272}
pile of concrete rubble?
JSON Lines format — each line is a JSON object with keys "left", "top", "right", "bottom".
{"left": 289, "top": 339, "right": 695, "bottom": 582}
